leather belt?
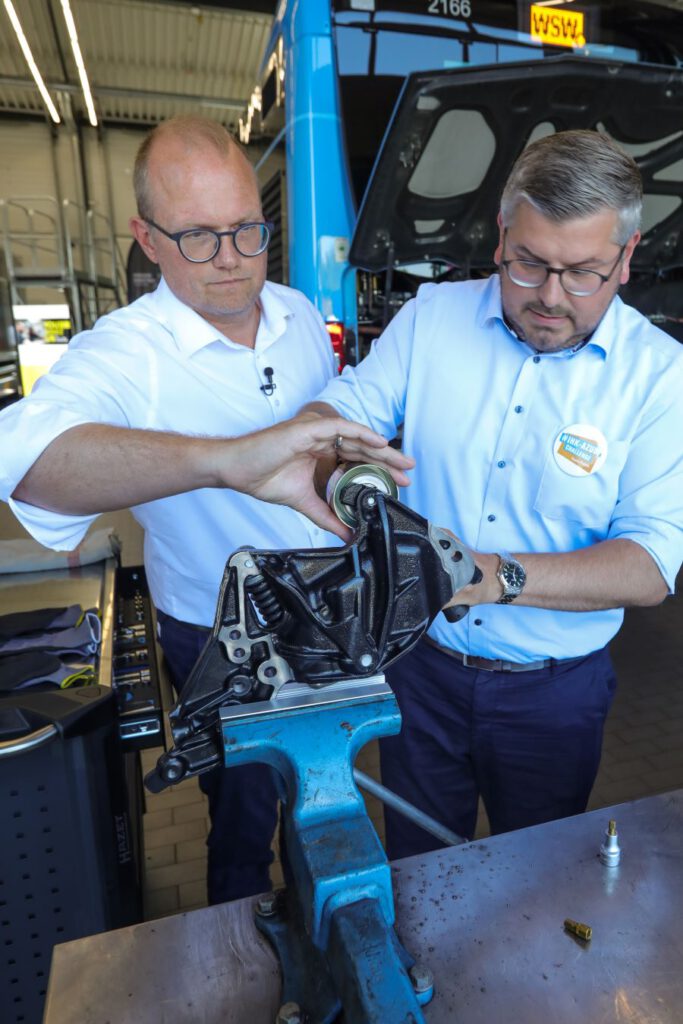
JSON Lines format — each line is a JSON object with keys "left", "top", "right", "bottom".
{"left": 423, "top": 636, "right": 554, "bottom": 673}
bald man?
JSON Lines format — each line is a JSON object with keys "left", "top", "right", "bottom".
{"left": 0, "top": 116, "right": 409, "bottom": 905}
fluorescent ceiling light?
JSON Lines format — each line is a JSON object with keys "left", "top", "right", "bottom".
{"left": 3, "top": 0, "right": 61, "bottom": 123}
{"left": 60, "top": 0, "right": 98, "bottom": 127}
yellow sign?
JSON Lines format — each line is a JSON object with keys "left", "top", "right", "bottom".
{"left": 18, "top": 341, "right": 68, "bottom": 395}
{"left": 530, "top": 4, "right": 586, "bottom": 49}
{"left": 43, "top": 318, "right": 71, "bottom": 342}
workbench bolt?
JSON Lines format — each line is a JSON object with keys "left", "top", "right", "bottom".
{"left": 409, "top": 962, "right": 434, "bottom": 994}
{"left": 256, "top": 891, "right": 278, "bottom": 917}
{"left": 276, "top": 1001, "right": 302, "bottom": 1024}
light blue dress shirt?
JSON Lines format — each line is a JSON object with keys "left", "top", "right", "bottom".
{"left": 315, "top": 275, "right": 683, "bottom": 662}
{"left": 0, "top": 278, "right": 339, "bottom": 626}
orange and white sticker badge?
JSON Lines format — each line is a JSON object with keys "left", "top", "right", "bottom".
{"left": 553, "top": 423, "right": 608, "bottom": 477}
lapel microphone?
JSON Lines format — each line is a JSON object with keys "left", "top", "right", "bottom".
{"left": 260, "top": 366, "right": 276, "bottom": 396}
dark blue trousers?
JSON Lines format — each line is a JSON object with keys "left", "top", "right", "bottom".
{"left": 381, "top": 639, "right": 617, "bottom": 860}
{"left": 157, "top": 610, "right": 279, "bottom": 905}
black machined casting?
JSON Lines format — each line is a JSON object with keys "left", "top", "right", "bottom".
{"left": 146, "top": 485, "right": 473, "bottom": 791}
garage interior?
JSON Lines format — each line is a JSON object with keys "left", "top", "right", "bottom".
{"left": 0, "top": 0, "right": 274, "bottom": 400}
{"left": 1, "top": 1, "right": 682, "bottom": 1022}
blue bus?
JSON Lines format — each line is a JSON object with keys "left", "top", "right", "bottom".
{"left": 241, "top": 1, "right": 683, "bottom": 363}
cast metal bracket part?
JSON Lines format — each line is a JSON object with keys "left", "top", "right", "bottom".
{"left": 146, "top": 484, "right": 477, "bottom": 793}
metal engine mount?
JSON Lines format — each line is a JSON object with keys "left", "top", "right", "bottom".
{"left": 146, "top": 483, "right": 478, "bottom": 793}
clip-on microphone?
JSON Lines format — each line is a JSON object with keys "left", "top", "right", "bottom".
{"left": 260, "top": 366, "right": 276, "bottom": 396}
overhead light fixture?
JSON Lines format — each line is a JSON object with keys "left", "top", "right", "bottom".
{"left": 60, "top": 0, "right": 98, "bottom": 127}
{"left": 3, "top": 0, "right": 61, "bottom": 123}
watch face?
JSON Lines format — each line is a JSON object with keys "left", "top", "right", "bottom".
{"left": 502, "top": 562, "right": 525, "bottom": 590}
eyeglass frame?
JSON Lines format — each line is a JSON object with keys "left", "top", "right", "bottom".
{"left": 145, "top": 218, "right": 275, "bottom": 262}
{"left": 500, "top": 231, "right": 627, "bottom": 297}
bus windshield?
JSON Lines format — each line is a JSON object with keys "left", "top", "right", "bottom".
{"left": 332, "top": 0, "right": 683, "bottom": 204}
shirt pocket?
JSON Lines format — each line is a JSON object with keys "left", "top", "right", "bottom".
{"left": 533, "top": 440, "right": 629, "bottom": 531}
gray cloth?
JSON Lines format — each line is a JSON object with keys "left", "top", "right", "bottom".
{"left": 0, "top": 609, "right": 101, "bottom": 657}
{"left": 0, "top": 650, "right": 95, "bottom": 690}
{"left": 0, "top": 604, "right": 83, "bottom": 640}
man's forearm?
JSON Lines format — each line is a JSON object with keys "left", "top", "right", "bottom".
{"left": 12, "top": 424, "right": 226, "bottom": 514}
{"left": 451, "top": 538, "right": 669, "bottom": 612}
{"left": 11, "top": 415, "right": 415, "bottom": 539}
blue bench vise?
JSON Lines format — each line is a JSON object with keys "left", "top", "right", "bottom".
{"left": 146, "top": 482, "right": 479, "bottom": 1022}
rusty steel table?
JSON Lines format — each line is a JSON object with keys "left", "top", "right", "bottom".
{"left": 44, "top": 790, "right": 683, "bottom": 1023}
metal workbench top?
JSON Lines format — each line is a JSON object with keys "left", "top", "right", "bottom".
{"left": 45, "top": 790, "right": 683, "bottom": 1023}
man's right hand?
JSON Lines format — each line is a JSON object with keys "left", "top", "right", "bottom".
{"left": 220, "top": 412, "right": 415, "bottom": 540}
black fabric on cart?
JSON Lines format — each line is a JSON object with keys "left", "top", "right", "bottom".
{"left": 0, "top": 650, "right": 67, "bottom": 690}
{"left": 0, "top": 605, "right": 79, "bottom": 639}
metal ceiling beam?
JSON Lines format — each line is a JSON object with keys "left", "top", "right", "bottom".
{"left": 133, "top": 0, "right": 276, "bottom": 14}
{"left": 0, "top": 75, "right": 245, "bottom": 111}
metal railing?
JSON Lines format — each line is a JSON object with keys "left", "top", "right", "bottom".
{"left": 0, "top": 194, "right": 126, "bottom": 331}
{"left": 0, "top": 197, "right": 63, "bottom": 278}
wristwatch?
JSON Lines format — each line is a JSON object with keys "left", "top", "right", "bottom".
{"left": 496, "top": 552, "right": 526, "bottom": 604}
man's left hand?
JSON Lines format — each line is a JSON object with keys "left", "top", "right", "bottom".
{"left": 439, "top": 531, "right": 499, "bottom": 608}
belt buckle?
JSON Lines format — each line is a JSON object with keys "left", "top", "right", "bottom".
{"left": 462, "top": 653, "right": 496, "bottom": 671}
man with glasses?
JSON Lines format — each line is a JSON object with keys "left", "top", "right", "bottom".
{"left": 0, "top": 115, "right": 412, "bottom": 904}
{"left": 304, "top": 130, "right": 683, "bottom": 858}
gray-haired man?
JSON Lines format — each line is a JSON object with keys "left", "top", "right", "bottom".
{"left": 305, "top": 130, "right": 683, "bottom": 858}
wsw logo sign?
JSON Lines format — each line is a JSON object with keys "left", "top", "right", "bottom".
{"left": 530, "top": 4, "right": 586, "bottom": 49}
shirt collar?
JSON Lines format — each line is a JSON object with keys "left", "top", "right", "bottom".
{"left": 479, "top": 272, "right": 614, "bottom": 360}
{"left": 253, "top": 281, "right": 298, "bottom": 354}
{"left": 150, "top": 278, "right": 296, "bottom": 357}
{"left": 586, "top": 295, "right": 617, "bottom": 358}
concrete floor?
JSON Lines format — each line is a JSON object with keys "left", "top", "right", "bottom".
{"left": 1, "top": 505, "right": 681, "bottom": 921}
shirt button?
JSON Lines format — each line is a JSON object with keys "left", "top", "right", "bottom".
{"left": 275, "top": 399, "right": 280, "bottom": 407}
{"left": 497, "top": 460, "right": 506, "bottom": 469}
{"left": 514, "top": 405, "right": 524, "bottom": 414}
{"left": 474, "top": 618, "right": 482, "bottom": 626}
{"left": 487, "top": 514, "right": 496, "bottom": 522}
{"left": 533, "top": 355, "right": 541, "bottom": 364}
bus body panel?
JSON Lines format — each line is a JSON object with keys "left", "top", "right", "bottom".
{"left": 243, "top": 1, "right": 683, "bottom": 352}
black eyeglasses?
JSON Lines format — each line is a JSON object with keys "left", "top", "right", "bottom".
{"left": 146, "top": 219, "right": 274, "bottom": 262}
{"left": 501, "top": 237, "right": 626, "bottom": 297}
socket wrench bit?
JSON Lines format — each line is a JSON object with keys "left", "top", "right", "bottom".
{"left": 600, "top": 818, "right": 621, "bottom": 866}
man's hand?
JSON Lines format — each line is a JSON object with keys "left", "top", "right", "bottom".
{"left": 437, "top": 530, "right": 497, "bottom": 609}
{"left": 222, "top": 412, "right": 415, "bottom": 540}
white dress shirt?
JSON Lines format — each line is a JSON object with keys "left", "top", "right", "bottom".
{"left": 0, "top": 278, "right": 339, "bottom": 625}
{"left": 315, "top": 275, "right": 683, "bottom": 663}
